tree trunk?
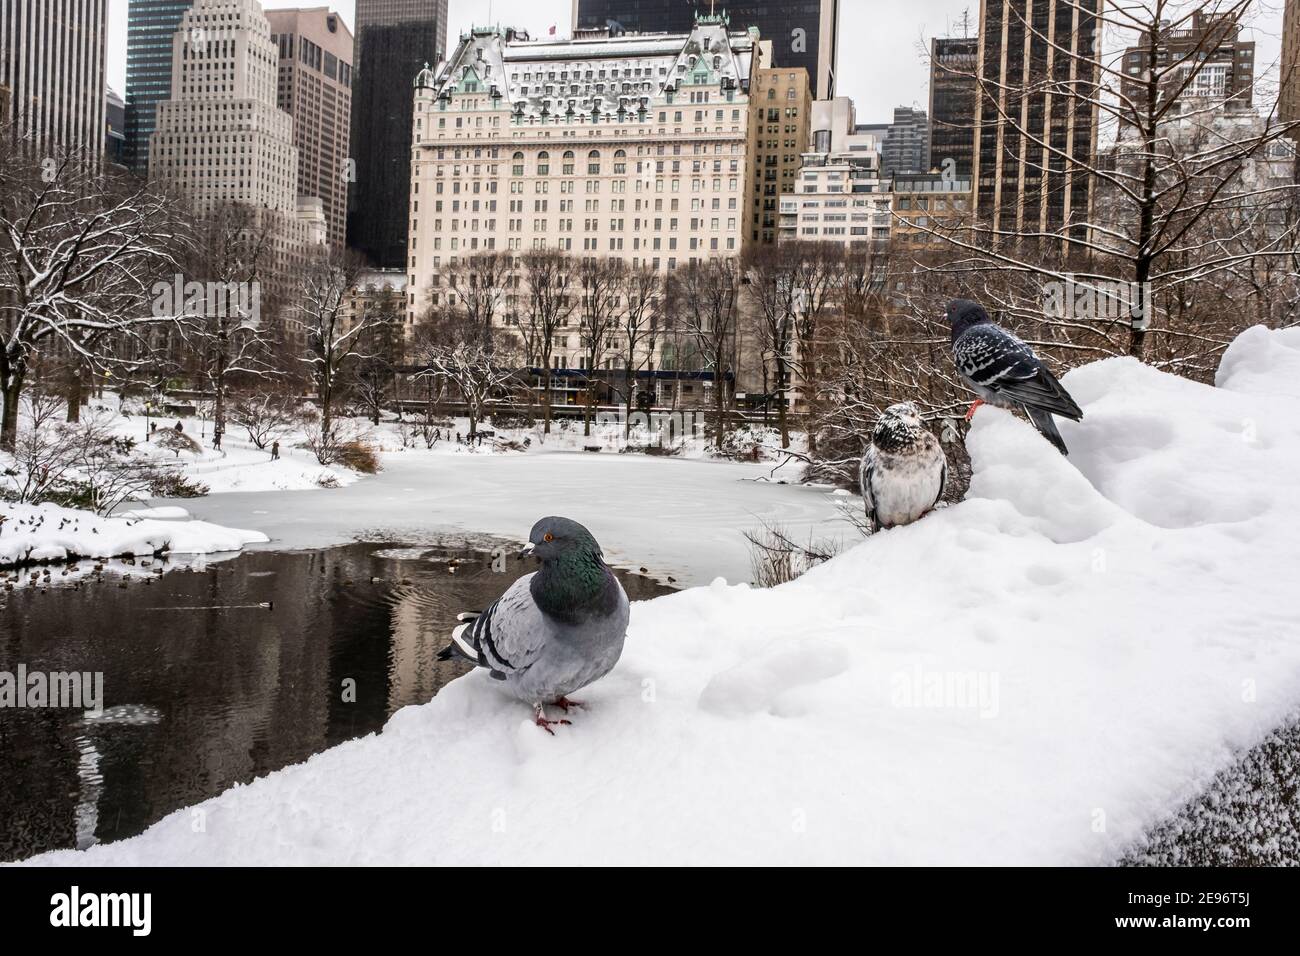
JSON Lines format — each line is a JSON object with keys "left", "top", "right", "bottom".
{"left": 775, "top": 352, "right": 789, "bottom": 449}
{"left": 66, "top": 363, "right": 84, "bottom": 423}
{"left": 582, "top": 362, "right": 594, "bottom": 437}
{"left": 542, "top": 365, "right": 553, "bottom": 434}
{"left": 0, "top": 374, "right": 22, "bottom": 452}
{"left": 214, "top": 329, "right": 228, "bottom": 440}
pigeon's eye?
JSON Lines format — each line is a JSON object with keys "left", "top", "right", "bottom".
{"left": 543, "top": 533, "right": 554, "bottom": 542}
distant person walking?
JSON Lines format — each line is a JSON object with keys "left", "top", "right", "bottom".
{"left": 270, "top": 440, "right": 280, "bottom": 461}
{"left": 174, "top": 421, "right": 183, "bottom": 433}
{"left": 212, "top": 422, "right": 223, "bottom": 451}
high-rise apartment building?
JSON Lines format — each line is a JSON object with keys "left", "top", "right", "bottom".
{"left": 1120, "top": 10, "right": 1254, "bottom": 124}
{"left": 106, "top": 86, "right": 126, "bottom": 163}
{"left": 266, "top": 7, "right": 353, "bottom": 252}
{"left": 573, "top": 0, "right": 839, "bottom": 99}
{"left": 124, "top": 0, "right": 195, "bottom": 175}
{"left": 348, "top": 0, "right": 448, "bottom": 269}
{"left": 149, "top": 0, "right": 325, "bottom": 299}
{"left": 973, "top": 0, "right": 1102, "bottom": 249}
{"left": 408, "top": 16, "right": 760, "bottom": 331}
{"left": 929, "top": 35, "right": 978, "bottom": 178}
{"left": 751, "top": 40, "right": 811, "bottom": 245}
{"left": 779, "top": 96, "right": 892, "bottom": 249}
{"left": 0, "top": 0, "right": 108, "bottom": 152}
{"left": 879, "top": 106, "right": 929, "bottom": 178}
{"left": 1284, "top": 1, "right": 1300, "bottom": 129}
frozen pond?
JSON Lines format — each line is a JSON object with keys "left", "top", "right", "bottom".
{"left": 159, "top": 449, "right": 852, "bottom": 587}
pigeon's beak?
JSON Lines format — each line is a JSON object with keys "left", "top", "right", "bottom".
{"left": 519, "top": 542, "right": 536, "bottom": 558}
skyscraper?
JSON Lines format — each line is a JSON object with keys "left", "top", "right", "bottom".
{"left": 751, "top": 40, "right": 811, "bottom": 245}
{"left": 106, "top": 86, "right": 126, "bottom": 163}
{"left": 1284, "top": 0, "right": 1300, "bottom": 128}
{"left": 929, "top": 36, "right": 978, "bottom": 179}
{"left": 266, "top": 7, "right": 354, "bottom": 252}
{"left": 348, "top": 0, "right": 448, "bottom": 269}
{"left": 973, "top": 0, "right": 1102, "bottom": 249}
{"left": 149, "top": 0, "right": 325, "bottom": 299}
{"left": 1120, "top": 10, "right": 1254, "bottom": 123}
{"left": 124, "top": 0, "right": 195, "bottom": 175}
{"left": 573, "top": 0, "right": 839, "bottom": 99}
{"left": 0, "top": 0, "right": 108, "bottom": 152}
{"left": 879, "top": 106, "right": 929, "bottom": 179}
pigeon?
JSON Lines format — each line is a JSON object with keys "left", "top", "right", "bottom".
{"left": 947, "top": 299, "right": 1084, "bottom": 455}
{"left": 859, "top": 402, "right": 947, "bottom": 532}
{"left": 437, "top": 517, "right": 630, "bottom": 733}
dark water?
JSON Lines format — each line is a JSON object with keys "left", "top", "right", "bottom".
{"left": 0, "top": 542, "right": 674, "bottom": 862}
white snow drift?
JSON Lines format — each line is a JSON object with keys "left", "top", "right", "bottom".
{"left": 0, "top": 502, "right": 268, "bottom": 568}
{"left": 21, "top": 325, "right": 1300, "bottom": 865}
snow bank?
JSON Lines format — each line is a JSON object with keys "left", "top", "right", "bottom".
{"left": 0, "top": 502, "right": 268, "bottom": 568}
{"left": 21, "top": 326, "right": 1300, "bottom": 865}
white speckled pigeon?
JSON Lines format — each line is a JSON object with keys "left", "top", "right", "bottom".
{"left": 437, "top": 517, "right": 630, "bottom": 733}
{"left": 860, "top": 402, "right": 947, "bottom": 532}
{"left": 947, "top": 299, "right": 1083, "bottom": 455}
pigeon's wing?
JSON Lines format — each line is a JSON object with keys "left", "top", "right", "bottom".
{"left": 933, "top": 453, "right": 947, "bottom": 512}
{"left": 439, "top": 574, "right": 549, "bottom": 679}
{"left": 859, "top": 446, "right": 880, "bottom": 532}
{"left": 955, "top": 325, "right": 1083, "bottom": 420}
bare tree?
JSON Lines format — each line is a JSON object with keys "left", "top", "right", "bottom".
{"left": 788, "top": 242, "right": 844, "bottom": 454}
{"left": 742, "top": 245, "right": 801, "bottom": 448}
{"left": 577, "top": 257, "right": 623, "bottom": 436}
{"left": 666, "top": 258, "right": 741, "bottom": 448}
{"left": 298, "top": 247, "right": 366, "bottom": 437}
{"left": 413, "top": 306, "right": 517, "bottom": 439}
{"left": 182, "top": 202, "right": 282, "bottom": 443}
{"left": 611, "top": 264, "right": 661, "bottom": 437}
{"left": 228, "top": 389, "right": 301, "bottom": 450}
{"left": 0, "top": 141, "right": 192, "bottom": 450}
{"left": 518, "top": 248, "right": 577, "bottom": 434}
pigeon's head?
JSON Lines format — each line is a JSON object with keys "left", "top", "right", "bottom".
{"left": 873, "top": 401, "right": 928, "bottom": 450}
{"left": 946, "top": 299, "right": 992, "bottom": 341}
{"left": 521, "top": 516, "right": 602, "bottom": 563}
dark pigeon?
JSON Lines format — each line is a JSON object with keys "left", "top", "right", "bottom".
{"left": 947, "top": 299, "right": 1083, "bottom": 455}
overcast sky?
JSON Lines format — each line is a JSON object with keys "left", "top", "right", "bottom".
{"left": 105, "top": 0, "right": 1288, "bottom": 123}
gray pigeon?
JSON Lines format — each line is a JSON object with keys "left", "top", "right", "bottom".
{"left": 437, "top": 517, "right": 630, "bottom": 733}
{"left": 860, "top": 402, "right": 947, "bottom": 532}
{"left": 947, "top": 299, "right": 1083, "bottom": 455}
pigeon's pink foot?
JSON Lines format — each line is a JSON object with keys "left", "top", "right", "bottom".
{"left": 964, "top": 399, "right": 985, "bottom": 422}
{"left": 552, "top": 696, "right": 585, "bottom": 713}
{"left": 533, "top": 705, "right": 572, "bottom": 735}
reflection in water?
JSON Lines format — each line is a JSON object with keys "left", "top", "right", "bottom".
{"left": 0, "top": 542, "right": 674, "bottom": 861}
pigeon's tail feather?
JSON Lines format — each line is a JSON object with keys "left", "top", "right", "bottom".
{"left": 1025, "top": 406, "right": 1069, "bottom": 455}
{"left": 1035, "top": 365, "right": 1083, "bottom": 421}
{"left": 437, "top": 619, "right": 481, "bottom": 663}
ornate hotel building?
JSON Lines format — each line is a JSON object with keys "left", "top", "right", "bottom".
{"left": 406, "top": 14, "right": 762, "bottom": 329}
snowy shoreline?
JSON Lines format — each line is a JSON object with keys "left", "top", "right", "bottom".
{"left": 0, "top": 502, "right": 269, "bottom": 572}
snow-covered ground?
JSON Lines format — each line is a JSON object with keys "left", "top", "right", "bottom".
{"left": 0, "top": 502, "right": 267, "bottom": 569}
{"left": 22, "top": 325, "right": 1300, "bottom": 866}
